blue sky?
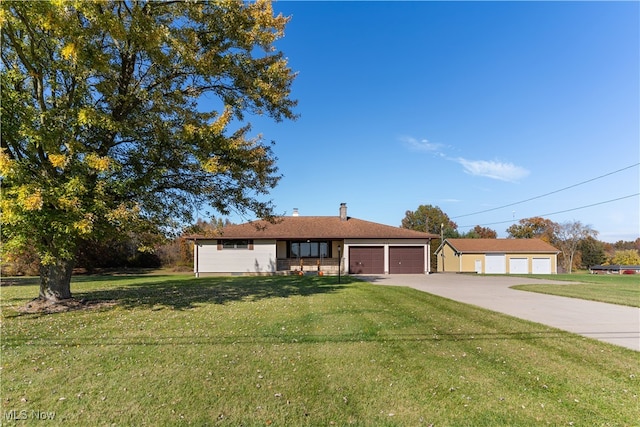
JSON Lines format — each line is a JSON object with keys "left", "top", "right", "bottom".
{"left": 220, "top": 1, "right": 639, "bottom": 242}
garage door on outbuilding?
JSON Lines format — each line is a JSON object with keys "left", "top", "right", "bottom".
{"left": 349, "top": 247, "right": 384, "bottom": 274}
{"left": 509, "top": 258, "right": 528, "bottom": 274}
{"left": 389, "top": 247, "right": 424, "bottom": 274}
{"left": 532, "top": 258, "right": 552, "bottom": 274}
{"left": 435, "top": 238, "right": 559, "bottom": 274}
{"left": 485, "top": 254, "right": 506, "bottom": 274}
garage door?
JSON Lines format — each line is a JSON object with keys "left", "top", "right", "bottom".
{"left": 389, "top": 247, "right": 424, "bottom": 274}
{"left": 485, "top": 254, "right": 506, "bottom": 274}
{"left": 349, "top": 247, "right": 384, "bottom": 274}
{"left": 509, "top": 258, "right": 528, "bottom": 274}
{"left": 532, "top": 258, "right": 552, "bottom": 274}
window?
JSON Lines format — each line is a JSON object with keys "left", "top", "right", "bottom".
{"left": 220, "top": 240, "right": 251, "bottom": 249}
{"left": 290, "top": 241, "right": 329, "bottom": 258}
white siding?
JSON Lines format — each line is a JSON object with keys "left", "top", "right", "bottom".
{"left": 196, "top": 240, "right": 276, "bottom": 274}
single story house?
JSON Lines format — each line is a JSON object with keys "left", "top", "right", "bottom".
{"left": 589, "top": 265, "right": 640, "bottom": 275}
{"left": 185, "top": 204, "right": 438, "bottom": 276}
{"left": 435, "top": 238, "right": 560, "bottom": 274}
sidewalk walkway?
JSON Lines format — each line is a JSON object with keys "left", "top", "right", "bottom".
{"left": 360, "top": 274, "right": 640, "bottom": 351}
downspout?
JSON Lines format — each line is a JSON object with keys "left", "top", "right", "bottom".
{"left": 194, "top": 239, "right": 199, "bottom": 278}
{"left": 426, "top": 240, "right": 431, "bottom": 274}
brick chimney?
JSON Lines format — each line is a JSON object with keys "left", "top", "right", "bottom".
{"left": 339, "top": 203, "right": 347, "bottom": 221}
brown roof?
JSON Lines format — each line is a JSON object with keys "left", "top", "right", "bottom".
{"left": 186, "top": 216, "right": 437, "bottom": 240}
{"left": 443, "top": 238, "right": 559, "bottom": 253}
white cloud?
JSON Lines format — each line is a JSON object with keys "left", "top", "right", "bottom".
{"left": 399, "top": 135, "right": 529, "bottom": 183}
{"left": 455, "top": 158, "right": 530, "bottom": 182}
{"left": 400, "top": 136, "right": 443, "bottom": 153}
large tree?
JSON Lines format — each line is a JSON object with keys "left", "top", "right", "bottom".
{"left": 1, "top": 0, "right": 297, "bottom": 302}
{"left": 578, "top": 236, "right": 607, "bottom": 269}
{"left": 555, "top": 221, "right": 597, "bottom": 274}
{"left": 464, "top": 225, "right": 497, "bottom": 239}
{"left": 506, "top": 216, "right": 559, "bottom": 243}
{"left": 401, "top": 204, "right": 457, "bottom": 237}
{"left": 401, "top": 205, "right": 457, "bottom": 272}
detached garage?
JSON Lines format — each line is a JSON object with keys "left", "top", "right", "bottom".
{"left": 435, "top": 238, "right": 559, "bottom": 275}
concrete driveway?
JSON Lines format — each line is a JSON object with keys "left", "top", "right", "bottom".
{"left": 358, "top": 274, "right": 640, "bottom": 352}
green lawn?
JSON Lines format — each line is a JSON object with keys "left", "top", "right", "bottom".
{"left": 511, "top": 273, "right": 640, "bottom": 307}
{"left": 2, "top": 274, "right": 638, "bottom": 426}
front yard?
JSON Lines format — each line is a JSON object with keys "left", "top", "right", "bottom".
{"left": 511, "top": 273, "right": 640, "bottom": 307}
{"left": 1, "top": 274, "right": 638, "bottom": 425}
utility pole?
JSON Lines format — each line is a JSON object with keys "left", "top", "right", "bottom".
{"left": 440, "top": 223, "right": 445, "bottom": 272}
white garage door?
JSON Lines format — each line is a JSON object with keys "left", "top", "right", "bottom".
{"left": 532, "top": 258, "right": 552, "bottom": 274}
{"left": 485, "top": 254, "right": 506, "bottom": 274}
{"left": 509, "top": 258, "right": 528, "bottom": 274}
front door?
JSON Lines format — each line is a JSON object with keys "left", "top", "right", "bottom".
{"left": 475, "top": 259, "right": 482, "bottom": 274}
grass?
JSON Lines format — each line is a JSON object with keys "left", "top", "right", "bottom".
{"left": 511, "top": 273, "right": 640, "bottom": 307}
{"left": 2, "top": 274, "right": 639, "bottom": 426}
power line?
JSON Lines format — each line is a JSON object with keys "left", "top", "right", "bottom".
{"left": 451, "top": 163, "right": 639, "bottom": 220}
{"left": 460, "top": 193, "right": 640, "bottom": 228}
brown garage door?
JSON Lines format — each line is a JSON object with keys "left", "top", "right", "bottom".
{"left": 349, "top": 247, "right": 384, "bottom": 274}
{"left": 389, "top": 247, "right": 424, "bottom": 274}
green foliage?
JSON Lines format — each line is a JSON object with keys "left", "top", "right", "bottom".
{"left": 611, "top": 249, "right": 640, "bottom": 265}
{"left": 578, "top": 236, "right": 607, "bottom": 268}
{"left": 506, "top": 216, "right": 559, "bottom": 243}
{"left": 1, "top": 0, "right": 297, "bottom": 298}
{"left": 612, "top": 239, "right": 640, "bottom": 251}
{"left": 401, "top": 204, "right": 457, "bottom": 236}
{"left": 463, "top": 225, "right": 497, "bottom": 239}
{"left": 401, "top": 205, "right": 457, "bottom": 272}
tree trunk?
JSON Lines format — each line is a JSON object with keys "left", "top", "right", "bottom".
{"left": 39, "top": 259, "right": 74, "bottom": 301}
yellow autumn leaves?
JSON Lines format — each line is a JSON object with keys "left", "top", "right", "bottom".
{"left": 1, "top": 146, "right": 113, "bottom": 237}
{"left": 77, "top": 108, "right": 119, "bottom": 132}
{"left": 84, "top": 153, "right": 111, "bottom": 172}
{"left": 23, "top": 189, "right": 44, "bottom": 211}
{"left": 1, "top": 185, "right": 138, "bottom": 238}
{"left": 0, "top": 148, "right": 13, "bottom": 176}
{"left": 48, "top": 152, "right": 112, "bottom": 173}
{"left": 61, "top": 42, "right": 77, "bottom": 61}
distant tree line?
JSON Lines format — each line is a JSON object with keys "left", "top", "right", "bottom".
{"left": 2, "top": 218, "right": 229, "bottom": 276}
{"left": 4, "top": 206, "right": 638, "bottom": 276}
{"left": 401, "top": 204, "right": 640, "bottom": 273}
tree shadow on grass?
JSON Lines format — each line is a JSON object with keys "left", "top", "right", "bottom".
{"left": 1, "top": 269, "right": 169, "bottom": 287}
{"left": 71, "top": 275, "right": 355, "bottom": 311}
